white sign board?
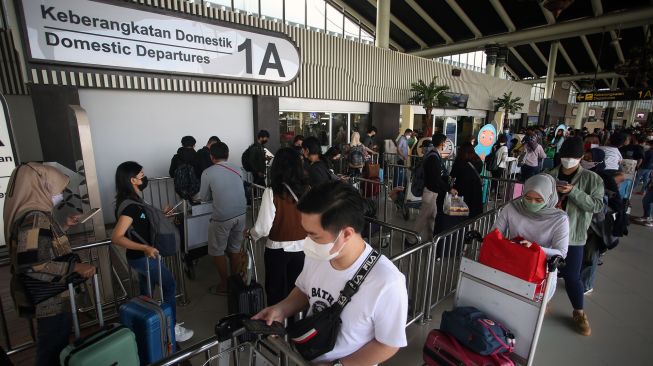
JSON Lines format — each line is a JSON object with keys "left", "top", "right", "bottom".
{"left": 0, "top": 95, "right": 18, "bottom": 247}
{"left": 19, "top": 0, "right": 300, "bottom": 83}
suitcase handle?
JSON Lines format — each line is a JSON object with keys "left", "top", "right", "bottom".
{"left": 68, "top": 273, "right": 104, "bottom": 340}
{"left": 144, "top": 254, "right": 165, "bottom": 302}
{"left": 245, "top": 236, "right": 257, "bottom": 286}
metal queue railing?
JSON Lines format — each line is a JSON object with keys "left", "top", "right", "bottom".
{"left": 422, "top": 204, "right": 507, "bottom": 322}
{"left": 351, "top": 177, "right": 389, "bottom": 222}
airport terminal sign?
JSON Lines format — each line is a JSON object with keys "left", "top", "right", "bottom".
{"left": 0, "top": 95, "right": 17, "bottom": 247}
{"left": 576, "top": 88, "right": 653, "bottom": 103}
{"left": 19, "top": 0, "right": 300, "bottom": 83}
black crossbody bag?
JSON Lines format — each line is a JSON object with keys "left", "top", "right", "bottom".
{"left": 287, "top": 249, "right": 380, "bottom": 361}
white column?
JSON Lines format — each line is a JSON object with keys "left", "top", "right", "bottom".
{"left": 574, "top": 102, "right": 588, "bottom": 129}
{"left": 626, "top": 101, "right": 638, "bottom": 127}
{"left": 544, "top": 42, "right": 559, "bottom": 99}
{"left": 375, "top": 0, "right": 391, "bottom": 49}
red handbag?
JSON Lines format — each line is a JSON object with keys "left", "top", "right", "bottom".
{"left": 479, "top": 229, "right": 547, "bottom": 288}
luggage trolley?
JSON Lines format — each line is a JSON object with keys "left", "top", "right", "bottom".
{"left": 446, "top": 231, "right": 565, "bottom": 366}
{"left": 151, "top": 317, "right": 310, "bottom": 366}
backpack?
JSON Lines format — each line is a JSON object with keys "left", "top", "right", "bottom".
{"left": 411, "top": 151, "right": 436, "bottom": 197}
{"left": 173, "top": 162, "right": 200, "bottom": 200}
{"left": 349, "top": 146, "right": 364, "bottom": 167}
{"left": 116, "top": 199, "right": 180, "bottom": 257}
{"left": 241, "top": 144, "right": 255, "bottom": 172}
{"left": 485, "top": 146, "right": 500, "bottom": 172}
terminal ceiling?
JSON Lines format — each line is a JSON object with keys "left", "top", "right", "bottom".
{"left": 336, "top": 0, "right": 653, "bottom": 89}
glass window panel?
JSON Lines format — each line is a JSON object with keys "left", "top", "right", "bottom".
{"left": 344, "top": 16, "right": 359, "bottom": 39}
{"left": 279, "top": 112, "right": 330, "bottom": 148}
{"left": 307, "top": 0, "right": 325, "bottom": 30}
{"left": 326, "top": 4, "right": 343, "bottom": 35}
{"left": 285, "top": 0, "right": 305, "bottom": 25}
{"left": 361, "top": 29, "right": 374, "bottom": 43}
{"left": 351, "top": 114, "right": 369, "bottom": 138}
{"left": 233, "top": 0, "right": 259, "bottom": 14}
{"left": 260, "top": 0, "right": 282, "bottom": 19}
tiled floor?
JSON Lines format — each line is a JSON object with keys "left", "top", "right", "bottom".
{"left": 174, "top": 194, "right": 652, "bottom": 366}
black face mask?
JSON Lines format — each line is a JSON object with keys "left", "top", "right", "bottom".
{"left": 138, "top": 176, "right": 149, "bottom": 191}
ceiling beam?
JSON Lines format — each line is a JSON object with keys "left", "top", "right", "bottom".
{"left": 364, "top": 0, "right": 427, "bottom": 49}
{"left": 591, "top": 0, "right": 629, "bottom": 87}
{"left": 520, "top": 71, "right": 623, "bottom": 84}
{"left": 405, "top": 0, "right": 453, "bottom": 44}
{"left": 409, "top": 7, "right": 653, "bottom": 58}
{"left": 489, "top": 0, "right": 516, "bottom": 32}
{"left": 444, "top": 0, "right": 482, "bottom": 37}
{"left": 327, "top": 0, "right": 404, "bottom": 51}
{"left": 509, "top": 47, "right": 538, "bottom": 77}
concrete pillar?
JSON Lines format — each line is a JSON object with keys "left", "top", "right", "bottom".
{"left": 574, "top": 102, "right": 588, "bottom": 129}
{"left": 494, "top": 47, "right": 508, "bottom": 78}
{"left": 626, "top": 101, "right": 638, "bottom": 127}
{"left": 544, "top": 42, "right": 559, "bottom": 99}
{"left": 485, "top": 45, "right": 498, "bottom": 76}
{"left": 375, "top": 0, "right": 391, "bottom": 49}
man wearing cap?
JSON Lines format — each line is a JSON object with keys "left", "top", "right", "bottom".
{"left": 410, "top": 134, "right": 449, "bottom": 245}
{"left": 547, "top": 136, "right": 604, "bottom": 337}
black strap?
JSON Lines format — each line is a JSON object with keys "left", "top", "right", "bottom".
{"left": 335, "top": 249, "right": 380, "bottom": 309}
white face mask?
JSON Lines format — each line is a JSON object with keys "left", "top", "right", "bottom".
{"left": 580, "top": 160, "right": 597, "bottom": 170}
{"left": 303, "top": 231, "right": 343, "bottom": 261}
{"left": 52, "top": 193, "right": 64, "bottom": 206}
{"left": 561, "top": 158, "right": 581, "bottom": 169}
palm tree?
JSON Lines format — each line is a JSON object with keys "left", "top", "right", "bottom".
{"left": 493, "top": 92, "right": 524, "bottom": 130}
{"left": 409, "top": 77, "right": 450, "bottom": 134}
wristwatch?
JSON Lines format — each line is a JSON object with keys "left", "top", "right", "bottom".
{"left": 332, "top": 360, "right": 344, "bottom": 366}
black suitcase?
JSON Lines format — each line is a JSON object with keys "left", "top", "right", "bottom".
{"left": 227, "top": 237, "right": 265, "bottom": 316}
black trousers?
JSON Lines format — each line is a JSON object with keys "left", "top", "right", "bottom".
{"left": 36, "top": 311, "right": 72, "bottom": 366}
{"left": 263, "top": 248, "right": 305, "bottom": 306}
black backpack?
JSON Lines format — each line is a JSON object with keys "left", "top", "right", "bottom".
{"left": 411, "top": 151, "right": 436, "bottom": 197}
{"left": 241, "top": 145, "right": 255, "bottom": 172}
{"left": 485, "top": 146, "right": 500, "bottom": 172}
{"left": 173, "top": 162, "right": 200, "bottom": 200}
{"left": 116, "top": 199, "right": 180, "bottom": 256}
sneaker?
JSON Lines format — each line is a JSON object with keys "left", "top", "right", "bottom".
{"left": 645, "top": 221, "right": 653, "bottom": 227}
{"left": 633, "top": 217, "right": 652, "bottom": 223}
{"left": 572, "top": 310, "right": 591, "bottom": 336}
{"left": 175, "top": 323, "right": 194, "bottom": 342}
{"left": 584, "top": 288, "right": 594, "bottom": 295}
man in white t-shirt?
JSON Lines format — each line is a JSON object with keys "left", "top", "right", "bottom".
{"left": 597, "top": 132, "right": 626, "bottom": 171}
{"left": 254, "top": 181, "right": 408, "bottom": 366}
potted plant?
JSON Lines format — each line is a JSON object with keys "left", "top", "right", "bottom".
{"left": 409, "top": 77, "right": 450, "bottom": 134}
{"left": 493, "top": 92, "right": 524, "bottom": 131}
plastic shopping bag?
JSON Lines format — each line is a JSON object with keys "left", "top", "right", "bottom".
{"left": 443, "top": 193, "right": 470, "bottom": 216}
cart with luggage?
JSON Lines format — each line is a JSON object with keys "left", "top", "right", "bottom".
{"left": 424, "top": 230, "right": 565, "bottom": 366}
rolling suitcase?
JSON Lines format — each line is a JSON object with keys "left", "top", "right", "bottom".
{"left": 60, "top": 274, "right": 140, "bottom": 365}
{"left": 227, "top": 237, "right": 264, "bottom": 316}
{"left": 423, "top": 329, "right": 513, "bottom": 366}
{"left": 120, "top": 256, "right": 176, "bottom": 365}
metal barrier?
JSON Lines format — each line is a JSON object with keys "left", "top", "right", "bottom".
{"left": 422, "top": 204, "right": 508, "bottom": 322}
{"left": 481, "top": 176, "right": 522, "bottom": 210}
{"left": 351, "top": 177, "right": 389, "bottom": 222}
{"left": 141, "top": 177, "right": 178, "bottom": 211}
{"left": 363, "top": 218, "right": 421, "bottom": 258}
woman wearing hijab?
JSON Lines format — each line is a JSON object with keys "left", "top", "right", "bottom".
{"left": 492, "top": 174, "right": 570, "bottom": 299}
{"left": 520, "top": 134, "right": 547, "bottom": 182}
{"left": 4, "top": 163, "right": 96, "bottom": 366}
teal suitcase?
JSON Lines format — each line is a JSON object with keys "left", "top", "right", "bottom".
{"left": 59, "top": 274, "right": 140, "bottom": 365}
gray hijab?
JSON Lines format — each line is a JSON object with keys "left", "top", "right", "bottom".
{"left": 512, "top": 174, "right": 564, "bottom": 219}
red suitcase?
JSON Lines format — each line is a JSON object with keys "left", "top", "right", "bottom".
{"left": 423, "top": 329, "right": 514, "bottom": 366}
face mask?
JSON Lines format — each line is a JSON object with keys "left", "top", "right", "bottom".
{"left": 580, "top": 160, "right": 597, "bottom": 170}
{"left": 523, "top": 199, "right": 547, "bottom": 213}
{"left": 561, "top": 158, "right": 581, "bottom": 169}
{"left": 303, "top": 231, "right": 343, "bottom": 261}
{"left": 504, "top": 130, "right": 510, "bottom": 133}
{"left": 52, "top": 193, "right": 64, "bottom": 206}
{"left": 138, "top": 176, "right": 149, "bottom": 191}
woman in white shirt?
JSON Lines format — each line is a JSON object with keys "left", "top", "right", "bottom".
{"left": 248, "top": 148, "right": 308, "bottom": 305}
{"left": 492, "top": 135, "right": 510, "bottom": 181}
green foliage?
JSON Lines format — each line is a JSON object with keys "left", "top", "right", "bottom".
{"left": 409, "top": 76, "right": 451, "bottom": 110}
{"left": 493, "top": 91, "right": 524, "bottom": 115}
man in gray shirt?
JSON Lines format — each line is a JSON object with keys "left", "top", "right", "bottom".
{"left": 198, "top": 142, "right": 247, "bottom": 295}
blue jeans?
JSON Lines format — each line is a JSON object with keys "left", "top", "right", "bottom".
{"left": 127, "top": 257, "right": 177, "bottom": 323}
{"left": 643, "top": 187, "right": 653, "bottom": 218}
{"left": 636, "top": 169, "right": 652, "bottom": 192}
{"left": 520, "top": 164, "right": 540, "bottom": 182}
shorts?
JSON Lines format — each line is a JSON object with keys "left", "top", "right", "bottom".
{"left": 208, "top": 214, "right": 246, "bottom": 256}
